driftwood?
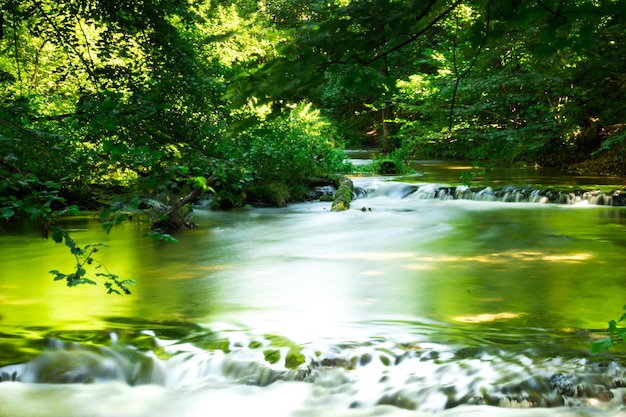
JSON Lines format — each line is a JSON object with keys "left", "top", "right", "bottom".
{"left": 151, "top": 176, "right": 214, "bottom": 231}
{"left": 331, "top": 176, "right": 354, "bottom": 211}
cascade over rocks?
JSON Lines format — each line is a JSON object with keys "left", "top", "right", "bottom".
{"left": 2, "top": 328, "right": 626, "bottom": 415}
{"left": 352, "top": 182, "right": 626, "bottom": 206}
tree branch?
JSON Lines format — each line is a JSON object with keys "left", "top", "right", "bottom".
{"left": 361, "top": 0, "right": 464, "bottom": 67}
{"left": 32, "top": 0, "right": 100, "bottom": 89}
{"left": 448, "top": 0, "right": 492, "bottom": 133}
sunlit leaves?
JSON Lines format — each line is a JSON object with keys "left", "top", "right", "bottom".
{"left": 263, "top": 349, "right": 281, "bottom": 365}
{"left": 102, "top": 274, "right": 136, "bottom": 295}
{"left": 48, "top": 225, "right": 133, "bottom": 295}
{"left": 591, "top": 337, "right": 616, "bottom": 354}
{"left": 591, "top": 305, "right": 626, "bottom": 354}
{"left": 146, "top": 230, "right": 178, "bottom": 243}
{"left": 285, "top": 348, "right": 306, "bottom": 369}
{"left": 256, "top": 334, "right": 306, "bottom": 369}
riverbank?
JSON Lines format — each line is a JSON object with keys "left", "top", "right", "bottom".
{"left": 565, "top": 143, "right": 626, "bottom": 178}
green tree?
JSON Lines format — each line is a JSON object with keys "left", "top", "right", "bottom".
{"left": 1, "top": 0, "right": 349, "bottom": 292}
{"left": 235, "top": 0, "right": 467, "bottom": 151}
{"left": 238, "top": 0, "right": 625, "bottom": 168}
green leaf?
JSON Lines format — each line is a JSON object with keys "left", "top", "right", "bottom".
{"left": 64, "top": 236, "right": 76, "bottom": 249}
{"left": 263, "top": 349, "right": 281, "bottom": 365}
{"left": 0, "top": 206, "right": 15, "bottom": 219}
{"left": 147, "top": 231, "right": 179, "bottom": 243}
{"left": 285, "top": 348, "right": 305, "bottom": 369}
{"left": 591, "top": 337, "right": 615, "bottom": 354}
{"left": 51, "top": 228, "right": 64, "bottom": 243}
{"left": 379, "top": 355, "right": 391, "bottom": 366}
{"left": 70, "top": 246, "right": 84, "bottom": 255}
{"left": 248, "top": 341, "right": 264, "bottom": 349}
{"left": 49, "top": 270, "right": 66, "bottom": 281}
{"left": 102, "top": 140, "right": 115, "bottom": 152}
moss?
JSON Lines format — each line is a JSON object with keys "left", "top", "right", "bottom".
{"left": 331, "top": 175, "right": 353, "bottom": 211}
{"left": 378, "top": 160, "right": 398, "bottom": 175}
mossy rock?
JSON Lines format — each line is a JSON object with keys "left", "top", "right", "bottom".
{"left": 378, "top": 160, "right": 398, "bottom": 175}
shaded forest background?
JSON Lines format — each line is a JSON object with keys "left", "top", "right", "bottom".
{"left": 1, "top": 0, "right": 625, "bottom": 222}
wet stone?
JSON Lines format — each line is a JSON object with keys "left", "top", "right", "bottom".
{"left": 376, "top": 391, "right": 417, "bottom": 410}
{"left": 550, "top": 373, "right": 580, "bottom": 396}
{"left": 501, "top": 375, "right": 552, "bottom": 396}
{"left": 394, "top": 351, "right": 414, "bottom": 365}
{"left": 421, "top": 351, "right": 439, "bottom": 361}
{"left": 578, "top": 384, "right": 614, "bottom": 401}
{"left": 454, "top": 347, "right": 485, "bottom": 359}
{"left": 465, "top": 395, "right": 485, "bottom": 406}
{"left": 359, "top": 353, "right": 373, "bottom": 366}
{"left": 0, "top": 369, "right": 18, "bottom": 382}
{"left": 314, "top": 357, "right": 353, "bottom": 369}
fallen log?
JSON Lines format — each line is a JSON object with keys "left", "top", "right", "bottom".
{"left": 151, "top": 176, "right": 214, "bottom": 232}
{"left": 331, "top": 175, "right": 353, "bottom": 211}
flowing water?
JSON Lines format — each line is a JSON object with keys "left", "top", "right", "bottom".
{"left": 1, "top": 160, "right": 626, "bottom": 417}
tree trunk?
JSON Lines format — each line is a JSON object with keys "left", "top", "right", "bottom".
{"left": 381, "top": 100, "right": 398, "bottom": 154}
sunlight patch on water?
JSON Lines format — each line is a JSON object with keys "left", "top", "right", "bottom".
{"left": 541, "top": 253, "right": 593, "bottom": 262}
{"left": 452, "top": 312, "right": 526, "bottom": 324}
{"left": 441, "top": 165, "right": 474, "bottom": 170}
{"left": 359, "top": 270, "right": 387, "bottom": 276}
{"left": 325, "top": 252, "right": 416, "bottom": 261}
{"left": 153, "top": 264, "right": 234, "bottom": 280}
{"left": 0, "top": 298, "right": 40, "bottom": 306}
{"left": 401, "top": 264, "right": 434, "bottom": 270}
{"left": 403, "top": 251, "right": 593, "bottom": 266}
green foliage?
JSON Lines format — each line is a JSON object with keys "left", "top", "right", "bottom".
{"left": 243, "top": 103, "right": 345, "bottom": 179}
{"left": 372, "top": 148, "right": 410, "bottom": 175}
{"left": 48, "top": 226, "right": 135, "bottom": 295}
{"left": 260, "top": 334, "right": 306, "bottom": 369}
{"left": 385, "top": 0, "right": 626, "bottom": 166}
{"left": 591, "top": 305, "right": 626, "bottom": 354}
{"left": 212, "top": 102, "right": 350, "bottom": 208}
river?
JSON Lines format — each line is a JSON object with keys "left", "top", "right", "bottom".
{"left": 1, "top": 160, "right": 626, "bottom": 417}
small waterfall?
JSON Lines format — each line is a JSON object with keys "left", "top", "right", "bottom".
{"left": 353, "top": 181, "right": 626, "bottom": 206}
{"left": 1, "top": 333, "right": 624, "bottom": 414}
{"left": 0, "top": 338, "right": 167, "bottom": 385}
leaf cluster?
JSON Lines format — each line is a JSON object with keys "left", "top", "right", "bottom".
{"left": 591, "top": 305, "right": 626, "bottom": 354}
{"left": 48, "top": 226, "right": 135, "bottom": 295}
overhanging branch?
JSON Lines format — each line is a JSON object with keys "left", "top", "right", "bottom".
{"left": 361, "top": 0, "right": 464, "bottom": 67}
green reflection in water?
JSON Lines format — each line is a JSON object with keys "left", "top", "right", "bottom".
{"left": 390, "top": 205, "right": 626, "bottom": 330}
{"left": 0, "top": 219, "right": 225, "bottom": 321}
